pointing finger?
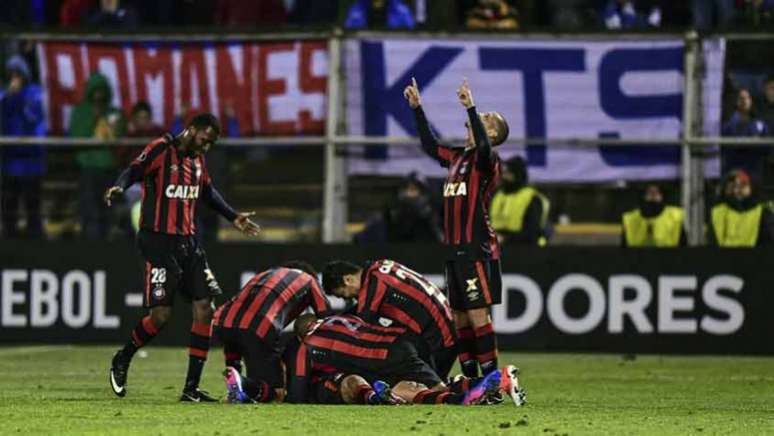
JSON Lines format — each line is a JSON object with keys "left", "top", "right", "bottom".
{"left": 412, "top": 77, "right": 418, "bottom": 89}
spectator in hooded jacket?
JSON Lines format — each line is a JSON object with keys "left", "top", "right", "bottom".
{"left": 1, "top": 55, "right": 46, "bottom": 238}
{"left": 68, "top": 71, "right": 127, "bottom": 239}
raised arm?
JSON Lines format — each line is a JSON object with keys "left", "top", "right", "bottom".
{"left": 405, "top": 77, "right": 453, "bottom": 167}
{"left": 457, "top": 79, "right": 494, "bottom": 170}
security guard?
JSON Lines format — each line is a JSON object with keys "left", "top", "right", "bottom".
{"left": 490, "top": 156, "right": 550, "bottom": 246}
{"left": 708, "top": 170, "right": 773, "bottom": 247}
{"left": 621, "top": 184, "right": 686, "bottom": 247}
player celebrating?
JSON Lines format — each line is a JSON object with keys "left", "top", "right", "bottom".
{"left": 322, "top": 259, "right": 457, "bottom": 380}
{"left": 105, "top": 113, "right": 260, "bottom": 402}
{"left": 404, "top": 78, "right": 509, "bottom": 380}
{"left": 288, "top": 314, "right": 515, "bottom": 406}
{"left": 211, "top": 261, "right": 333, "bottom": 403}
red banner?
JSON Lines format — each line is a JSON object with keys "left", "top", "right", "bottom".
{"left": 37, "top": 40, "right": 328, "bottom": 136}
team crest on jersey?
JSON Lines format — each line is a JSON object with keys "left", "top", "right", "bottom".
{"left": 165, "top": 184, "right": 200, "bottom": 200}
{"left": 378, "top": 317, "right": 394, "bottom": 327}
{"left": 443, "top": 182, "right": 467, "bottom": 197}
{"left": 153, "top": 286, "right": 166, "bottom": 300}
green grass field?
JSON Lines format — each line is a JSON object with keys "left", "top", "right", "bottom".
{"left": 0, "top": 346, "right": 772, "bottom": 435}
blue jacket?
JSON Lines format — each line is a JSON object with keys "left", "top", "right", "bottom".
{"left": 0, "top": 82, "right": 46, "bottom": 177}
{"left": 722, "top": 112, "right": 768, "bottom": 137}
{"left": 345, "top": 0, "right": 415, "bottom": 29}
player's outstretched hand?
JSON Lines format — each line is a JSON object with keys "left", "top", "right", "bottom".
{"left": 457, "top": 78, "right": 474, "bottom": 109}
{"left": 104, "top": 186, "right": 124, "bottom": 207}
{"left": 403, "top": 77, "right": 421, "bottom": 109}
{"left": 233, "top": 211, "right": 261, "bottom": 236}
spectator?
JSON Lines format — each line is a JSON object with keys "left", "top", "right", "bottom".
{"left": 345, "top": 0, "right": 416, "bottom": 29}
{"left": 692, "top": 0, "right": 735, "bottom": 29}
{"left": 708, "top": 169, "right": 774, "bottom": 246}
{"left": 756, "top": 75, "right": 774, "bottom": 131}
{"left": 60, "top": 0, "right": 95, "bottom": 26}
{"left": 355, "top": 173, "right": 442, "bottom": 244}
{"left": 215, "top": 0, "right": 287, "bottom": 26}
{"left": 0, "top": 0, "right": 48, "bottom": 25}
{"left": 737, "top": 0, "right": 774, "bottom": 27}
{"left": 721, "top": 88, "right": 771, "bottom": 181}
{"left": 1, "top": 55, "right": 46, "bottom": 239}
{"left": 465, "top": 0, "right": 519, "bottom": 29}
{"left": 126, "top": 101, "right": 164, "bottom": 138}
{"left": 288, "top": 0, "right": 339, "bottom": 25}
{"left": 69, "top": 71, "right": 126, "bottom": 239}
{"left": 87, "top": 0, "right": 137, "bottom": 28}
{"left": 548, "top": 0, "right": 588, "bottom": 29}
{"left": 602, "top": 0, "right": 662, "bottom": 29}
{"left": 621, "top": 184, "right": 686, "bottom": 247}
{"left": 490, "top": 156, "right": 550, "bottom": 246}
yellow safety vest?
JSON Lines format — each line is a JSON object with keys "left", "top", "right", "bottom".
{"left": 711, "top": 203, "right": 762, "bottom": 247}
{"left": 491, "top": 186, "right": 550, "bottom": 246}
{"left": 622, "top": 206, "right": 684, "bottom": 247}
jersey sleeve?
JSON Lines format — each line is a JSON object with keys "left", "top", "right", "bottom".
{"left": 308, "top": 279, "right": 334, "bottom": 318}
{"left": 414, "top": 107, "right": 454, "bottom": 168}
{"left": 114, "top": 136, "right": 169, "bottom": 189}
{"left": 467, "top": 107, "right": 495, "bottom": 172}
{"left": 356, "top": 268, "right": 387, "bottom": 322}
{"left": 285, "top": 342, "right": 311, "bottom": 403}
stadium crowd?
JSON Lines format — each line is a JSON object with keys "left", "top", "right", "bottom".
{"left": 0, "top": 0, "right": 773, "bottom": 30}
{"left": 1, "top": 1, "right": 774, "bottom": 243}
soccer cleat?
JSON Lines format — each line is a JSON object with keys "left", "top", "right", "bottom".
{"left": 109, "top": 350, "right": 131, "bottom": 398}
{"left": 223, "top": 367, "right": 249, "bottom": 404}
{"left": 499, "top": 365, "right": 526, "bottom": 406}
{"left": 371, "top": 380, "right": 399, "bottom": 405}
{"left": 462, "top": 369, "right": 501, "bottom": 406}
{"left": 180, "top": 387, "right": 218, "bottom": 402}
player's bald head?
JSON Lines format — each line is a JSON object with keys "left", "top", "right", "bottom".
{"left": 487, "top": 111, "right": 509, "bottom": 146}
{"left": 294, "top": 314, "right": 317, "bottom": 338}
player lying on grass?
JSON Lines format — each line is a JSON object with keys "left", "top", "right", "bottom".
{"left": 323, "top": 259, "right": 458, "bottom": 381}
{"left": 210, "top": 261, "right": 333, "bottom": 402}
{"left": 286, "top": 314, "right": 522, "bottom": 405}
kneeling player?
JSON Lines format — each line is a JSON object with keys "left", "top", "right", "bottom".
{"left": 211, "top": 261, "right": 332, "bottom": 402}
{"left": 290, "top": 314, "right": 519, "bottom": 405}
{"left": 323, "top": 259, "right": 457, "bottom": 380}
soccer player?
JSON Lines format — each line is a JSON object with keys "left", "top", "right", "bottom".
{"left": 404, "top": 77, "right": 508, "bottom": 378}
{"left": 211, "top": 261, "right": 333, "bottom": 403}
{"left": 105, "top": 113, "right": 260, "bottom": 401}
{"left": 322, "top": 259, "right": 457, "bottom": 380}
{"left": 288, "top": 314, "right": 515, "bottom": 406}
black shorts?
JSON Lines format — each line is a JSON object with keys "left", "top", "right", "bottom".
{"left": 375, "top": 340, "right": 442, "bottom": 388}
{"left": 309, "top": 373, "right": 345, "bottom": 405}
{"left": 213, "top": 327, "right": 284, "bottom": 389}
{"left": 445, "top": 258, "right": 502, "bottom": 311}
{"left": 137, "top": 230, "right": 221, "bottom": 307}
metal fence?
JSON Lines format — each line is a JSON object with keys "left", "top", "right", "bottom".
{"left": 0, "top": 30, "right": 772, "bottom": 244}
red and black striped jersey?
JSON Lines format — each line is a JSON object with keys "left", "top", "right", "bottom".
{"left": 212, "top": 267, "right": 332, "bottom": 342}
{"left": 286, "top": 315, "right": 408, "bottom": 403}
{"left": 357, "top": 259, "right": 455, "bottom": 350}
{"left": 115, "top": 133, "right": 238, "bottom": 236}
{"left": 415, "top": 107, "right": 501, "bottom": 260}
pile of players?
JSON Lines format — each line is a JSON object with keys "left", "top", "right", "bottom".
{"left": 213, "top": 260, "right": 525, "bottom": 406}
